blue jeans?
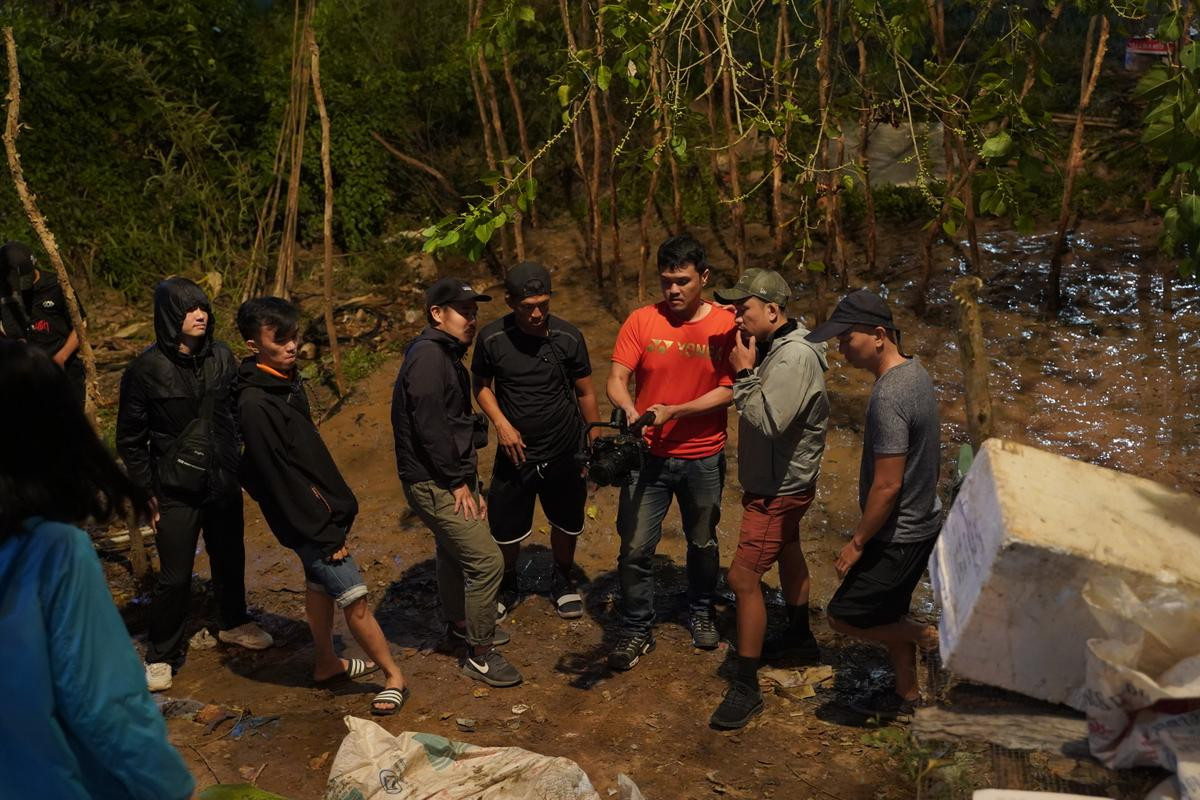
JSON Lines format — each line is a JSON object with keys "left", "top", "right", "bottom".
{"left": 292, "top": 541, "right": 369, "bottom": 609}
{"left": 616, "top": 452, "right": 726, "bottom": 634}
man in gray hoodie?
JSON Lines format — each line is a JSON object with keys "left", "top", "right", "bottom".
{"left": 709, "top": 269, "right": 829, "bottom": 729}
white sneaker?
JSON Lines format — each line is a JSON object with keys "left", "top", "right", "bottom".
{"left": 146, "top": 662, "right": 173, "bottom": 692}
{"left": 217, "top": 621, "right": 274, "bottom": 650}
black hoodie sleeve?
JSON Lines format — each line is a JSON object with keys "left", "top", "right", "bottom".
{"left": 239, "top": 398, "right": 343, "bottom": 546}
{"left": 115, "top": 364, "right": 154, "bottom": 495}
{"left": 402, "top": 345, "right": 473, "bottom": 488}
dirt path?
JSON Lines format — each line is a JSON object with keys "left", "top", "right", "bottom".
{"left": 137, "top": 217, "right": 1197, "bottom": 798}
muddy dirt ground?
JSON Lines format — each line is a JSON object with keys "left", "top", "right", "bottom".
{"left": 97, "top": 217, "right": 1198, "bottom": 799}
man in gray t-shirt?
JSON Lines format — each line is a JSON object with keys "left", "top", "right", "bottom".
{"left": 806, "top": 289, "right": 942, "bottom": 720}
{"left": 860, "top": 358, "right": 942, "bottom": 544}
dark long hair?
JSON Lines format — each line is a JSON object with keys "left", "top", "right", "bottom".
{"left": 0, "top": 339, "right": 152, "bottom": 538}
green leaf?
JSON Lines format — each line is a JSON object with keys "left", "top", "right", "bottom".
{"left": 1186, "top": 103, "right": 1200, "bottom": 136}
{"left": 474, "top": 223, "right": 492, "bottom": 244}
{"left": 517, "top": 5, "right": 535, "bottom": 22}
{"left": 942, "top": 219, "right": 958, "bottom": 236}
{"left": 805, "top": 260, "right": 826, "bottom": 272}
{"left": 1135, "top": 65, "right": 1174, "bottom": 99}
{"left": 1180, "top": 194, "right": 1200, "bottom": 228}
{"left": 557, "top": 84, "right": 570, "bottom": 107}
{"left": 1181, "top": 43, "right": 1200, "bottom": 73}
{"left": 1160, "top": 13, "right": 1181, "bottom": 42}
{"left": 597, "top": 65, "right": 612, "bottom": 92}
{"left": 980, "top": 131, "right": 1013, "bottom": 159}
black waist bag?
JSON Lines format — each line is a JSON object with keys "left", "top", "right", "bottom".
{"left": 158, "top": 387, "right": 214, "bottom": 497}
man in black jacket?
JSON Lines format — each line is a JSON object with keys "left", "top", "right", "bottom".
{"left": 392, "top": 277, "right": 522, "bottom": 688}
{"left": 116, "top": 277, "right": 271, "bottom": 691}
{"left": 236, "top": 297, "right": 408, "bottom": 716}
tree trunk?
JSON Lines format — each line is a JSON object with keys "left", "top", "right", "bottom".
{"left": 245, "top": 0, "right": 302, "bottom": 302}
{"left": 467, "top": 0, "right": 510, "bottom": 265}
{"left": 951, "top": 276, "right": 994, "bottom": 450}
{"left": 598, "top": 0, "right": 623, "bottom": 312}
{"left": 770, "top": 2, "right": 790, "bottom": 261}
{"left": 582, "top": 0, "right": 605, "bottom": 293}
{"left": 1047, "top": 15, "right": 1108, "bottom": 314}
{"left": 307, "top": 28, "right": 344, "bottom": 396}
{"left": 695, "top": 13, "right": 737, "bottom": 263}
{"left": 712, "top": 1, "right": 747, "bottom": 275}
{"left": 659, "top": 53, "right": 684, "bottom": 231}
{"left": 560, "top": 0, "right": 601, "bottom": 287}
{"left": 473, "top": 0, "right": 524, "bottom": 263}
{"left": 3, "top": 27, "right": 100, "bottom": 421}
{"left": 640, "top": 42, "right": 667, "bottom": 303}
{"left": 853, "top": 22, "right": 877, "bottom": 275}
{"left": 501, "top": 49, "right": 538, "bottom": 228}
{"left": 273, "top": 0, "right": 314, "bottom": 299}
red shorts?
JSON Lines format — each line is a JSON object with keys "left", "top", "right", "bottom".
{"left": 732, "top": 490, "right": 816, "bottom": 575}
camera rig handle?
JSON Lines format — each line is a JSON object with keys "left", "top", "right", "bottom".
{"left": 581, "top": 409, "right": 657, "bottom": 439}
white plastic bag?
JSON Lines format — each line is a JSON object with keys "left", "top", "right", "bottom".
{"left": 1075, "top": 577, "right": 1200, "bottom": 798}
{"left": 323, "top": 716, "right": 601, "bottom": 800}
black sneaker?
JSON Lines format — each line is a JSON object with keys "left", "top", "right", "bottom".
{"left": 461, "top": 648, "right": 523, "bottom": 687}
{"left": 709, "top": 681, "right": 764, "bottom": 729}
{"left": 849, "top": 690, "right": 915, "bottom": 720}
{"left": 608, "top": 631, "right": 655, "bottom": 671}
{"left": 447, "top": 624, "right": 511, "bottom": 647}
{"left": 689, "top": 613, "right": 720, "bottom": 649}
{"left": 760, "top": 633, "right": 821, "bottom": 663}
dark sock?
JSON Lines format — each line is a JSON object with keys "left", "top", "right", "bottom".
{"left": 736, "top": 655, "right": 759, "bottom": 688}
{"left": 500, "top": 569, "right": 518, "bottom": 593}
{"left": 786, "top": 603, "right": 812, "bottom": 640}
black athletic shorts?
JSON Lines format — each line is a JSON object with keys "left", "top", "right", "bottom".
{"left": 827, "top": 535, "right": 937, "bottom": 629}
{"left": 486, "top": 451, "right": 588, "bottom": 545}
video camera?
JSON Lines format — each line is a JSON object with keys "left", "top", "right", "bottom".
{"left": 575, "top": 408, "right": 655, "bottom": 487}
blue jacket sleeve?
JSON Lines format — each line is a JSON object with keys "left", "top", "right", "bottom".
{"left": 41, "top": 525, "right": 195, "bottom": 800}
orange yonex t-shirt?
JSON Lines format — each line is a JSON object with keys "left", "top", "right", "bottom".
{"left": 611, "top": 300, "right": 737, "bottom": 459}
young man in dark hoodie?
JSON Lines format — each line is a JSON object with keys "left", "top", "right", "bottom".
{"left": 236, "top": 297, "right": 408, "bottom": 716}
{"left": 117, "top": 277, "right": 272, "bottom": 692}
{"left": 392, "top": 277, "right": 522, "bottom": 688}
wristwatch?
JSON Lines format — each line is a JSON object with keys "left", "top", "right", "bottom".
{"left": 735, "top": 368, "right": 754, "bottom": 381}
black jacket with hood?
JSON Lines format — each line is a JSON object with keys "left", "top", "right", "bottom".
{"left": 235, "top": 358, "right": 357, "bottom": 555}
{"left": 391, "top": 326, "right": 477, "bottom": 489}
{"left": 116, "top": 277, "right": 240, "bottom": 504}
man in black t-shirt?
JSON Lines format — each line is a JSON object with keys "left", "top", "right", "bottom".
{"left": 28, "top": 264, "right": 87, "bottom": 406}
{"left": 2, "top": 240, "right": 86, "bottom": 404}
{"left": 471, "top": 262, "right": 601, "bottom": 619}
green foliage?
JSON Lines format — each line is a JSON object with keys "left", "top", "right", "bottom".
{"left": 1138, "top": 47, "right": 1200, "bottom": 275}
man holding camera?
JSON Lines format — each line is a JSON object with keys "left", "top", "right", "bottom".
{"left": 392, "top": 277, "right": 522, "bottom": 688}
{"left": 471, "top": 262, "right": 600, "bottom": 620}
{"left": 709, "top": 269, "right": 829, "bottom": 729}
{"left": 606, "top": 234, "right": 737, "bottom": 671}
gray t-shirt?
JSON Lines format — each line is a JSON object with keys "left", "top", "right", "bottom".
{"left": 859, "top": 358, "right": 942, "bottom": 543}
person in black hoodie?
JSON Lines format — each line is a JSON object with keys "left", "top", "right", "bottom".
{"left": 392, "top": 277, "right": 522, "bottom": 688}
{"left": 236, "top": 297, "right": 408, "bottom": 716}
{"left": 116, "top": 277, "right": 272, "bottom": 691}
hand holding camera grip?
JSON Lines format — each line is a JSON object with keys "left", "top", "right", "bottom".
{"left": 630, "top": 410, "right": 657, "bottom": 434}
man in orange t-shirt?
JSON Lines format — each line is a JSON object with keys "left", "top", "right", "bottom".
{"left": 606, "top": 234, "right": 736, "bottom": 671}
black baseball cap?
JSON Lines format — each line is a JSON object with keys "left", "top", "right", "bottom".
{"left": 505, "top": 261, "right": 552, "bottom": 298}
{"left": 805, "top": 289, "right": 897, "bottom": 342}
{"left": 0, "top": 241, "right": 36, "bottom": 293}
{"left": 424, "top": 276, "right": 492, "bottom": 309}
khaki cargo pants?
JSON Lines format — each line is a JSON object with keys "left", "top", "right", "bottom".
{"left": 402, "top": 480, "right": 502, "bottom": 647}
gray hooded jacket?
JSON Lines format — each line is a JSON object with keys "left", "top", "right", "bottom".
{"left": 732, "top": 320, "right": 829, "bottom": 496}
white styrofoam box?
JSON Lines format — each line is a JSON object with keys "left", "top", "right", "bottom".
{"left": 932, "top": 439, "right": 1200, "bottom": 709}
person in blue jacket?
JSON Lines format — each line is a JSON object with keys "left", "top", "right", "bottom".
{"left": 0, "top": 338, "right": 195, "bottom": 800}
